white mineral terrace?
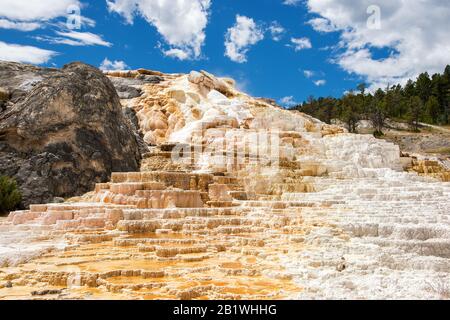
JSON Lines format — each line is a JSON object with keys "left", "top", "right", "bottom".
{"left": 0, "top": 70, "right": 449, "bottom": 300}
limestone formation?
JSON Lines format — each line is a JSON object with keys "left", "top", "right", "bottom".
{"left": 0, "top": 67, "right": 449, "bottom": 300}
{"left": 0, "top": 62, "right": 141, "bottom": 207}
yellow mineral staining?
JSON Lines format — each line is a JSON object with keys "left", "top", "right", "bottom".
{"left": 0, "top": 156, "right": 317, "bottom": 299}
{"left": 409, "top": 159, "right": 450, "bottom": 182}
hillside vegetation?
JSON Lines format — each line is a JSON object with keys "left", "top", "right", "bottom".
{"left": 0, "top": 176, "right": 21, "bottom": 215}
{"left": 292, "top": 65, "right": 450, "bottom": 136}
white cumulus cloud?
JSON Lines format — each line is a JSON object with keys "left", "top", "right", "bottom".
{"left": 0, "top": 0, "right": 80, "bottom": 21}
{"left": 279, "top": 96, "right": 298, "bottom": 107}
{"left": 308, "top": 17, "right": 337, "bottom": 33}
{"left": 283, "top": 0, "right": 301, "bottom": 6}
{"left": 314, "top": 79, "right": 326, "bottom": 86}
{"left": 290, "top": 37, "right": 312, "bottom": 51}
{"left": 0, "top": 0, "right": 84, "bottom": 31}
{"left": 100, "top": 58, "right": 128, "bottom": 70}
{"left": 306, "top": 0, "right": 450, "bottom": 90}
{"left": 269, "top": 21, "right": 285, "bottom": 41}
{"left": 0, "top": 0, "right": 103, "bottom": 58}
{"left": 0, "top": 41, "right": 57, "bottom": 64}
{"left": 36, "top": 31, "right": 112, "bottom": 47}
{"left": 303, "top": 70, "right": 315, "bottom": 78}
{"left": 107, "top": 0, "right": 211, "bottom": 60}
{"left": 163, "top": 48, "right": 190, "bottom": 61}
{"left": 0, "top": 19, "right": 41, "bottom": 31}
{"left": 225, "top": 15, "right": 264, "bottom": 63}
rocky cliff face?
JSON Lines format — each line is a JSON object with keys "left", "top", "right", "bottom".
{"left": 0, "top": 62, "right": 141, "bottom": 207}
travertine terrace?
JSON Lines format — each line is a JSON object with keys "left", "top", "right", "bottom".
{"left": 0, "top": 69, "right": 449, "bottom": 300}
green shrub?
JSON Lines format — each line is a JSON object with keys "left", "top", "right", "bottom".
{"left": 0, "top": 176, "right": 22, "bottom": 214}
{"left": 373, "top": 130, "right": 385, "bottom": 138}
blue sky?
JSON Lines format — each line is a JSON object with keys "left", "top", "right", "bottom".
{"left": 1, "top": 0, "right": 449, "bottom": 106}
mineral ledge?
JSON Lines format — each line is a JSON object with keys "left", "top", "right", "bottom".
{"left": 0, "top": 69, "right": 449, "bottom": 300}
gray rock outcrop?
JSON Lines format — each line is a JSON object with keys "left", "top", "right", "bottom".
{"left": 0, "top": 61, "right": 142, "bottom": 207}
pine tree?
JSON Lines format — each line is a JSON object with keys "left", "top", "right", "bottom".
{"left": 404, "top": 79, "right": 416, "bottom": 98}
{"left": 407, "top": 96, "right": 424, "bottom": 131}
{"left": 431, "top": 74, "right": 443, "bottom": 106}
{"left": 341, "top": 93, "right": 360, "bottom": 133}
{"left": 445, "top": 88, "right": 450, "bottom": 124}
{"left": 369, "top": 92, "right": 387, "bottom": 136}
{"left": 443, "top": 66, "right": 450, "bottom": 124}
{"left": 357, "top": 83, "right": 368, "bottom": 115}
{"left": 390, "top": 84, "right": 404, "bottom": 119}
{"left": 322, "top": 97, "right": 335, "bottom": 124}
{"left": 357, "top": 83, "right": 367, "bottom": 95}
{"left": 425, "top": 96, "right": 440, "bottom": 124}
{"left": 416, "top": 72, "right": 432, "bottom": 103}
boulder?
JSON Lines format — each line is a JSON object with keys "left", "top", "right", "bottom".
{"left": 0, "top": 61, "right": 142, "bottom": 207}
{"left": 108, "top": 75, "right": 163, "bottom": 99}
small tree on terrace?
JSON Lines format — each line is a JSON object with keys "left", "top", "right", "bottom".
{"left": 369, "top": 92, "right": 388, "bottom": 136}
